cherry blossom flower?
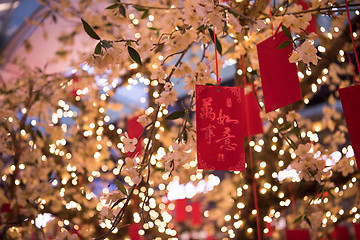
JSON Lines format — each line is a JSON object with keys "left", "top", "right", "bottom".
{"left": 286, "top": 110, "right": 301, "bottom": 122}
{"left": 332, "top": 157, "right": 355, "bottom": 177}
{"left": 289, "top": 40, "right": 321, "bottom": 67}
{"left": 122, "top": 132, "right": 138, "bottom": 153}
{"left": 155, "top": 88, "right": 178, "bottom": 107}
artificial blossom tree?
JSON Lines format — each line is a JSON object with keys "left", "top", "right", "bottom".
{"left": 0, "top": 0, "right": 360, "bottom": 239}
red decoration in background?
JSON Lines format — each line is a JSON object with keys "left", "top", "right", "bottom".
{"left": 127, "top": 115, "right": 143, "bottom": 156}
{"left": 331, "top": 226, "right": 351, "bottom": 240}
{"left": 191, "top": 202, "right": 202, "bottom": 226}
{"left": 339, "top": 85, "right": 360, "bottom": 168}
{"left": 175, "top": 198, "right": 187, "bottom": 222}
{"left": 129, "top": 223, "right": 141, "bottom": 240}
{"left": 296, "top": 0, "right": 317, "bottom": 34}
{"left": 240, "top": 84, "right": 263, "bottom": 136}
{"left": 257, "top": 31, "right": 302, "bottom": 113}
{"left": 265, "top": 221, "right": 273, "bottom": 237}
{"left": 72, "top": 76, "right": 80, "bottom": 96}
{"left": 286, "top": 229, "right": 310, "bottom": 240}
{"left": 196, "top": 85, "right": 245, "bottom": 171}
{"left": 354, "top": 223, "right": 360, "bottom": 239}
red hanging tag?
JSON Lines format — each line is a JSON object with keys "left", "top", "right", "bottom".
{"left": 257, "top": 30, "right": 302, "bottom": 113}
{"left": 175, "top": 198, "right": 187, "bottom": 222}
{"left": 354, "top": 222, "right": 360, "bottom": 240}
{"left": 129, "top": 223, "right": 141, "bottom": 240}
{"left": 331, "top": 226, "right": 351, "bottom": 240}
{"left": 240, "top": 84, "right": 263, "bottom": 137}
{"left": 196, "top": 84, "right": 245, "bottom": 171}
{"left": 339, "top": 85, "right": 360, "bottom": 169}
{"left": 191, "top": 201, "right": 202, "bottom": 226}
{"left": 265, "top": 221, "right": 273, "bottom": 237}
{"left": 127, "top": 115, "right": 143, "bottom": 156}
{"left": 286, "top": 229, "right": 310, "bottom": 240}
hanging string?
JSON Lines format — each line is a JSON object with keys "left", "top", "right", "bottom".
{"left": 274, "top": 22, "right": 283, "bottom": 36}
{"left": 268, "top": 0, "right": 274, "bottom": 35}
{"left": 241, "top": 55, "right": 262, "bottom": 240}
{"left": 213, "top": 27, "right": 222, "bottom": 86}
{"left": 344, "top": 0, "right": 360, "bottom": 83}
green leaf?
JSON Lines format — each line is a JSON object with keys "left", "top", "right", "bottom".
{"left": 106, "top": 3, "right": 118, "bottom": 9}
{"left": 165, "top": 110, "right": 185, "bottom": 120}
{"left": 293, "top": 215, "right": 303, "bottom": 224}
{"left": 206, "top": 83, "right": 216, "bottom": 86}
{"left": 281, "top": 24, "right": 292, "bottom": 40}
{"left": 94, "top": 42, "right": 101, "bottom": 54}
{"left": 304, "top": 216, "right": 312, "bottom": 228}
{"left": 288, "top": 127, "right": 300, "bottom": 138}
{"left": 141, "top": 9, "right": 149, "bottom": 19}
{"left": 119, "top": 4, "right": 126, "bottom": 17}
{"left": 276, "top": 40, "right": 292, "bottom": 49}
{"left": 110, "top": 198, "right": 126, "bottom": 210}
{"left": 197, "top": 25, "right": 207, "bottom": 31}
{"left": 279, "top": 123, "right": 292, "bottom": 132}
{"left": 183, "top": 130, "right": 188, "bottom": 142}
{"left": 148, "top": 27, "right": 159, "bottom": 31}
{"left": 81, "top": 18, "right": 100, "bottom": 40}
{"left": 127, "top": 46, "right": 142, "bottom": 66}
{"left": 102, "top": 40, "right": 112, "bottom": 48}
{"left": 208, "top": 28, "right": 222, "bottom": 55}
{"left": 133, "top": 5, "right": 147, "bottom": 11}
{"left": 326, "top": 189, "right": 335, "bottom": 198}
{"left": 116, "top": 179, "right": 127, "bottom": 196}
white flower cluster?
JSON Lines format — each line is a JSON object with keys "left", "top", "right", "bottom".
{"left": 122, "top": 132, "right": 138, "bottom": 153}
{"left": 291, "top": 143, "right": 329, "bottom": 182}
{"left": 289, "top": 40, "right": 321, "bottom": 67}
{"left": 164, "top": 142, "right": 195, "bottom": 172}
{"left": 155, "top": 82, "right": 178, "bottom": 107}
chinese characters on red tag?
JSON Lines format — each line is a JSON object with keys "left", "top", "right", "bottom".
{"left": 196, "top": 85, "right": 245, "bottom": 171}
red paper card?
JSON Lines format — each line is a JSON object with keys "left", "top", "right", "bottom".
{"left": 196, "top": 85, "right": 245, "bottom": 171}
{"left": 339, "top": 85, "right": 360, "bottom": 169}
{"left": 354, "top": 223, "right": 360, "bottom": 240}
{"left": 175, "top": 198, "right": 187, "bottom": 222}
{"left": 332, "top": 226, "right": 351, "bottom": 240}
{"left": 286, "top": 229, "right": 310, "bottom": 240}
{"left": 257, "top": 31, "right": 302, "bottom": 113}
{"left": 191, "top": 202, "right": 202, "bottom": 226}
{"left": 240, "top": 85, "right": 263, "bottom": 136}
{"left": 127, "top": 115, "right": 143, "bottom": 156}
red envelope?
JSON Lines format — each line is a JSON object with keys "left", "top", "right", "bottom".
{"left": 240, "top": 84, "right": 263, "bottom": 136}
{"left": 175, "top": 198, "right": 187, "bottom": 222}
{"left": 257, "top": 31, "right": 302, "bottom": 112}
{"left": 339, "top": 85, "right": 360, "bottom": 169}
{"left": 191, "top": 202, "right": 202, "bottom": 226}
{"left": 196, "top": 85, "right": 245, "bottom": 171}
{"left": 286, "top": 229, "right": 310, "bottom": 240}
{"left": 354, "top": 223, "right": 360, "bottom": 240}
{"left": 127, "top": 115, "right": 143, "bottom": 156}
{"left": 332, "top": 226, "right": 351, "bottom": 240}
